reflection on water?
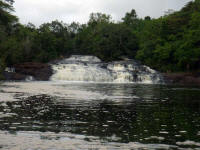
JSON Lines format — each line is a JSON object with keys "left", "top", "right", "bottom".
{"left": 0, "top": 82, "right": 200, "bottom": 150}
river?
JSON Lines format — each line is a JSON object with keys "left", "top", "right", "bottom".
{"left": 0, "top": 81, "right": 200, "bottom": 150}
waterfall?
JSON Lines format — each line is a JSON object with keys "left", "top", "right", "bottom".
{"left": 50, "top": 55, "right": 163, "bottom": 83}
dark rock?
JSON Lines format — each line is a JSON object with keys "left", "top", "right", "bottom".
{"left": 2, "top": 62, "right": 53, "bottom": 81}
{"left": 163, "top": 72, "right": 200, "bottom": 85}
{"left": 2, "top": 72, "right": 27, "bottom": 81}
{"left": 13, "top": 62, "right": 53, "bottom": 81}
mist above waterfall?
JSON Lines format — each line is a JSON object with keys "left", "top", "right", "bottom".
{"left": 50, "top": 55, "right": 163, "bottom": 83}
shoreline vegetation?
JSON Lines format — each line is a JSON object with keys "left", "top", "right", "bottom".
{"left": 0, "top": 0, "right": 200, "bottom": 84}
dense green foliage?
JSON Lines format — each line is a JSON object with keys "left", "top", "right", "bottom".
{"left": 0, "top": 0, "right": 200, "bottom": 76}
{"left": 136, "top": 0, "right": 200, "bottom": 72}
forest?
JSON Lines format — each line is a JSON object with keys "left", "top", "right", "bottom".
{"left": 0, "top": 0, "right": 200, "bottom": 78}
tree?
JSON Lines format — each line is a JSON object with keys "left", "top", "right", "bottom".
{"left": 144, "top": 16, "right": 151, "bottom": 21}
{"left": 88, "top": 13, "right": 112, "bottom": 27}
{"left": 0, "top": 0, "right": 18, "bottom": 29}
{"left": 122, "top": 9, "right": 137, "bottom": 26}
{"left": 0, "top": 0, "right": 18, "bottom": 73}
{"left": 4, "top": 0, "right": 14, "bottom": 5}
{"left": 68, "top": 22, "right": 81, "bottom": 35}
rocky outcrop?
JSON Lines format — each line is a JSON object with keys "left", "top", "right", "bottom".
{"left": 163, "top": 72, "right": 200, "bottom": 85}
{"left": 3, "top": 62, "right": 53, "bottom": 81}
{"left": 2, "top": 72, "right": 27, "bottom": 80}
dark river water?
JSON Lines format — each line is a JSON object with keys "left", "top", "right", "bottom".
{"left": 0, "top": 82, "right": 200, "bottom": 150}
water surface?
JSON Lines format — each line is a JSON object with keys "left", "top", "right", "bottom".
{"left": 0, "top": 82, "right": 200, "bottom": 150}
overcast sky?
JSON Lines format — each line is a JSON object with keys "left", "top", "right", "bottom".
{"left": 13, "top": 0, "right": 191, "bottom": 26}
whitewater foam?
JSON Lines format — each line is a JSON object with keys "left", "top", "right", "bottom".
{"left": 50, "top": 55, "right": 163, "bottom": 84}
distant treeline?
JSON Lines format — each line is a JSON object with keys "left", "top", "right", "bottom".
{"left": 0, "top": 0, "right": 200, "bottom": 77}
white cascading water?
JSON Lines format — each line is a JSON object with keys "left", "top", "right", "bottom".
{"left": 50, "top": 55, "right": 163, "bottom": 83}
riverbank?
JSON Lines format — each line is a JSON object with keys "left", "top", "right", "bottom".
{"left": 163, "top": 72, "right": 200, "bottom": 85}
{"left": 2, "top": 62, "right": 53, "bottom": 81}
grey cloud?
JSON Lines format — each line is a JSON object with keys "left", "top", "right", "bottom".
{"left": 13, "top": 0, "right": 192, "bottom": 26}
{"left": 94, "top": 0, "right": 191, "bottom": 20}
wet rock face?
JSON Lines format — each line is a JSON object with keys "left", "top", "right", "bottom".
{"left": 14, "top": 62, "right": 53, "bottom": 81}
{"left": 3, "top": 62, "right": 53, "bottom": 81}
{"left": 163, "top": 72, "right": 200, "bottom": 85}
{"left": 2, "top": 72, "right": 27, "bottom": 81}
